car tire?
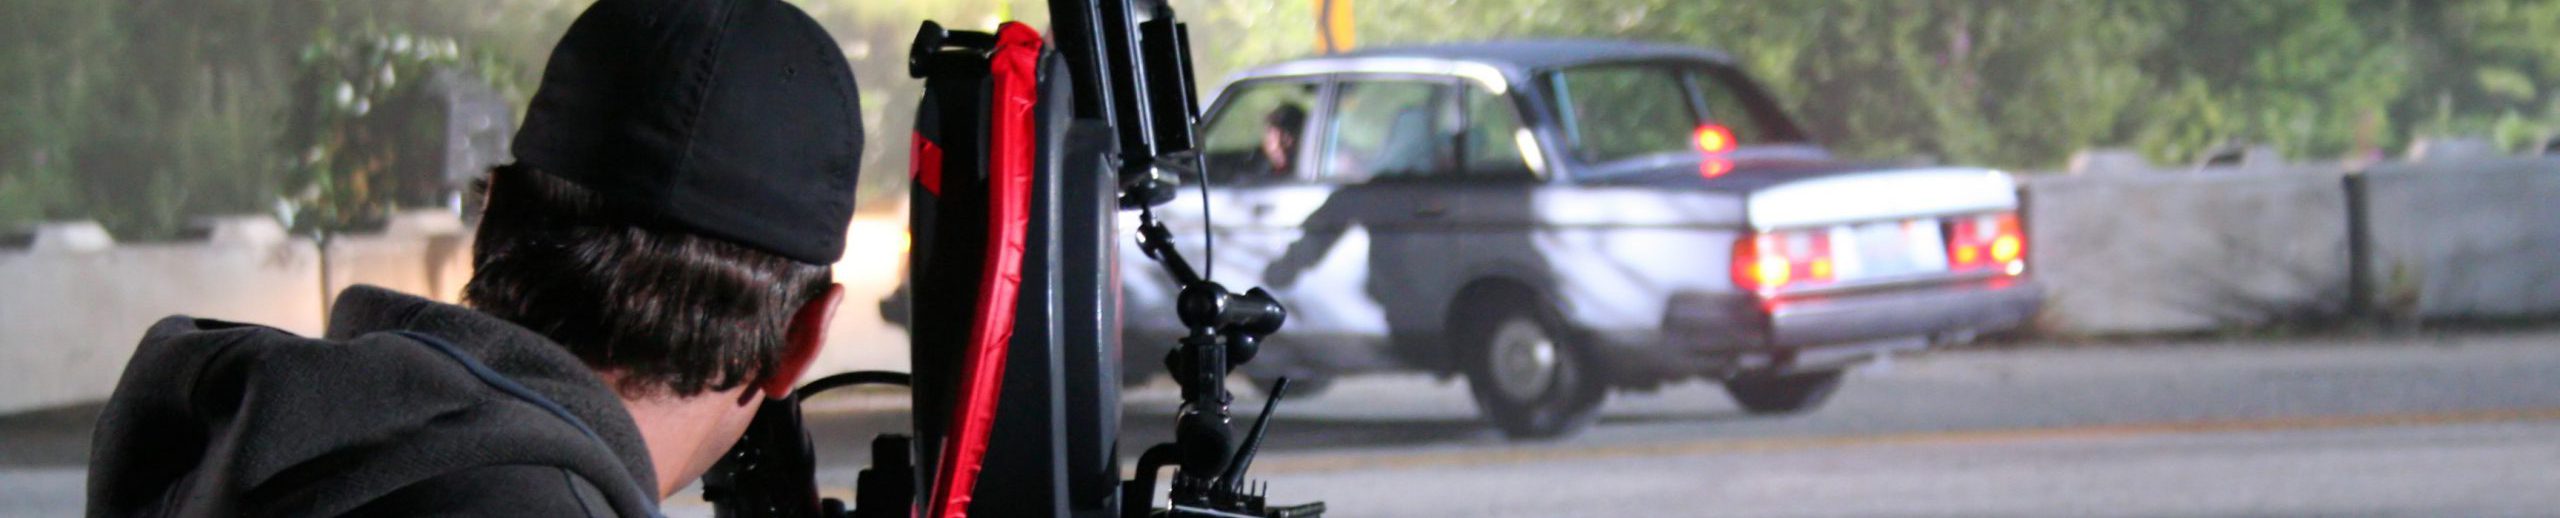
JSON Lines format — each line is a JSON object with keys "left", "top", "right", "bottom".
{"left": 1723, "top": 369, "right": 1846, "bottom": 414}
{"left": 1462, "top": 306, "right": 1605, "bottom": 440}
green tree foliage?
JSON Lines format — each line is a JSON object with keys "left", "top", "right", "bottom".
{"left": 2407, "top": 0, "right": 2560, "bottom": 150}
{"left": 278, "top": 31, "right": 509, "bottom": 236}
{"left": 1215, "top": 0, "right": 2560, "bottom": 170}
{"left": 0, "top": 0, "right": 120, "bottom": 226}
{"left": 2139, "top": 2, "right": 2411, "bottom": 162}
{"left": 2, "top": 0, "right": 308, "bottom": 238}
{"left": 0, "top": 0, "right": 568, "bottom": 239}
{"left": 10, "top": 0, "right": 2559, "bottom": 237}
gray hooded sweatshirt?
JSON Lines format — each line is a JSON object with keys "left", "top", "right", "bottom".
{"left": 88, "top": 285, "right": 662, "bottom": 517}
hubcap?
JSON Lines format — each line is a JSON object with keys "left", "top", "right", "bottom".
{"left": 1489, "top": 319, "right": 1560, "bottom": 401}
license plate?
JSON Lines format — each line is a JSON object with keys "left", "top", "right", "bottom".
{"left": 1825, "top": 219, "right": 1948, "bottom": 281}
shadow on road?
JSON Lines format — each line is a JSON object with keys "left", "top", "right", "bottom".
{"left": 1118, "top": 407, "right": 1758, "bottom": 452}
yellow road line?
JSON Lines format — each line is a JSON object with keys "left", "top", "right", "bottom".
{"left": 1245, "top": 407, "right": 2560, "bottom": 475}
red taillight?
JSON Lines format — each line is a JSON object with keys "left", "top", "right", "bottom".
{"left": 1733, "top": 230, "right": 1834, "bottom": 295}
{"left": 1696, "top": 124, "right": 1739, "bottom": 179}
{"left": 1699, "top": 158, "right": 1734, "bottom": 178}
{"left": 1695, "top": 124, "right": 1736, "bottom": 153}
{"left": 1947, "top": 212, "right": 2026, "bottom": 276}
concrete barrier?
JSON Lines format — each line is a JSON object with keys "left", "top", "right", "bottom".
{"left": 2357, "top": 157, "right": 2560, "bottom": 320}
{"left": 2028, "top": 154, "right": 2560, "bottom": 335}
{"left": 2025, "top": 165, "right": 2353, "bottom": 335}
{"left": 0, "top": 210, "right": 911, "bottom": 415}
{"left": 0, "top": 231, "right": 328, "bottom": 414}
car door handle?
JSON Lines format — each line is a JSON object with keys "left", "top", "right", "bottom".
{"left": 1414, "top": 204, "right": 1449, "bottom": 218}
{"left": 1251, "top": 204, "right": 1273, "bottom": 219}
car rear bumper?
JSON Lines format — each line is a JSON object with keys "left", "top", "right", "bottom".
{"left": 1765, "top": 277, "right": 2042, "bottom": 349}
{"left": 1590, "top": 278, "right": 2042, "bottom": 383}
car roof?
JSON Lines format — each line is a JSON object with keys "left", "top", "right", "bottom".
{"left": 1236, "top": 39, "right": 1736, "bottom": 81}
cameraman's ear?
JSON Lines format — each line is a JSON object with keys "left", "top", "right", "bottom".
{"left": 759, "top": 283, "right": 843, "bottom": 401}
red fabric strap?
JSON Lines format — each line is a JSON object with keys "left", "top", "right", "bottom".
{"left": 924, "top": 21, "right": 1043, "bottom": 518}
{"left": 911, "top": 131, "right": 944, "bottom": 196}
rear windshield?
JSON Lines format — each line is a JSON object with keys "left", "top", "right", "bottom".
{"left": 1547, "top": 62, "right": 1807, "bottom": 164}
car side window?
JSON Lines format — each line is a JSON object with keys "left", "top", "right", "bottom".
{"left": 1459, "top": 85, "right": 1537, "bottom": 179}
{"left": 1686, "top": 68, "right": 1807, "bottom": 145}
{"left": 1551, "top": 65, "right": 1700, "bottom": 164}
{"left": 1322, "top": 79, "right": 1455, "bottom": 182}
{"left": 1199, "top": 80, "right": 1319, "bottom": 184}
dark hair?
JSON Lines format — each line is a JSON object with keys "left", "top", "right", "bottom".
{"left": 1266, "top": 103, "right": 1308, "bottom": 135}
{"left": 464, "top": 164, "right": 833, "bottom": 397}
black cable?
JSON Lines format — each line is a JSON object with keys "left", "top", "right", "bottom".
{"left": 793, "top": 370, "right": 913, "bottom": 399}
{"left": 1195, "top": 153, "right": 1215, "bottom": 281}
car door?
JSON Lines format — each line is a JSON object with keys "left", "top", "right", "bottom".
{"left": 1149, "top": 76, "right": 1397, "bottom": 375}
{"left": 1252, "top": 75, "right": 1465, "bottom": 366}
{"left": 1445, "top": 80, "right": 1558, "bottom": 312}
{"left": 1127, "top": 77, "right": 1321, "bottom": 339}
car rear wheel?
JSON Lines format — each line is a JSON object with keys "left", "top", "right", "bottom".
{"left": 1723, "top": 369, "right": 1846, "bottom": 414}
{"left": 1463, "top": 306, "right": 1604, "bottom": 440}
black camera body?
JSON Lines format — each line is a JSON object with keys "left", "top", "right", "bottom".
{"left": 701, "top": 2, "right": 1323, "bottom": 517}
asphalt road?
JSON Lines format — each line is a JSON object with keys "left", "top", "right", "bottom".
{"left": 8, "top": 328, "right": 2560, "bottom": 516}
{"left": 1226, "top": 329, "right": 2560, "bottom": 517}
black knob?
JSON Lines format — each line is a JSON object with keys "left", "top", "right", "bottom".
{"left": 906, "top": 21, "right": 946, "bottom": 78}
{"left": 1176, "top": 409, "right": 1234, "bottom": 477}
{"left": 1177, "top": 283, "right": 1230, "bottom": 330}
{"left": 1227, "top": 288, "right": 1287, "bottom": 337}
{"left": 1226, "top": 335, "right": 1259, "bottom": 366}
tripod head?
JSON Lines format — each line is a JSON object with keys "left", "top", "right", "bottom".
{"left": 1126, "top": 206, "right": 1324, "bottom": 518}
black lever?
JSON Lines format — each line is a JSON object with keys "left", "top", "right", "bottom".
{"left": 1216, "top": 377, "right": 1291, "bottom": 494}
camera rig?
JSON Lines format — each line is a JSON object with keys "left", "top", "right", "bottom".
{"left": 699, "top": 0, "right": 1325, "bottom": 516}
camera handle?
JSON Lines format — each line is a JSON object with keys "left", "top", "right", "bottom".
{"left": 703, "top": 371, "right": 916, "bottom": 518}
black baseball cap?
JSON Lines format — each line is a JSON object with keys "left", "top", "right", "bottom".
{"left": 511, "top": 0, "right": 864, "bottom": 265}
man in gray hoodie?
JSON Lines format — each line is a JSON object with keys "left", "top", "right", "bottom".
{"left": 87, "top": 0, "right": 865, "bottom": 515}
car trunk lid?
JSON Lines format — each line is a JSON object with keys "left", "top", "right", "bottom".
{"left": 1722, "top": 165, "right": 2025, "bottom": 295}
